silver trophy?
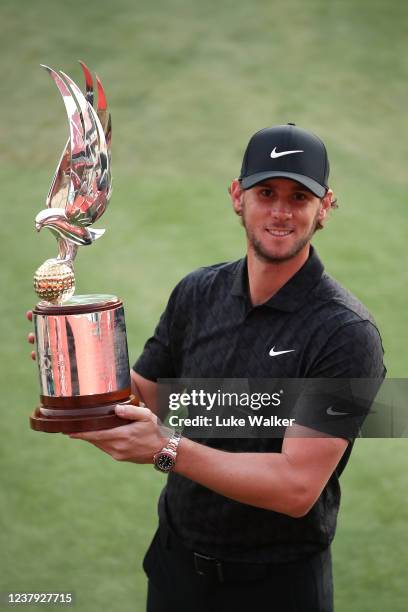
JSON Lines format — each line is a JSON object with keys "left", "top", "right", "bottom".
{"left": 30, "top": 62, "right": 135, "bottom": 433}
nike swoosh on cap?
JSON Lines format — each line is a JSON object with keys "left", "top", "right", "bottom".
{"left": 270, "top": 147, "right": 304, "bottom": 159}
{"left": 269, "top": 347, "right": 295, "bottom": 357}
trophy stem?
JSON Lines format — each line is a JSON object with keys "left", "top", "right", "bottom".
{"left": 57, "top": 238, "right": 78, "bottom": 265}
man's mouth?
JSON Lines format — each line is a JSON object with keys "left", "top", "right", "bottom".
{"left": 265, "top": 228, "right": 293, "bottom": 237}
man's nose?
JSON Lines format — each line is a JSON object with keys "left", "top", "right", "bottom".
{"left": 270, "top": 200, "right": 293, "bottom": 219}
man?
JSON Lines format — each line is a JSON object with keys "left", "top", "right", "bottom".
{"left": 30, "top": 124, "right": 385, "bottom": 611}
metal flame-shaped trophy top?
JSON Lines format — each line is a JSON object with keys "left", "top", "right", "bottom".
{"left": 33, "top": 62, "right": 112, "bottom": 305}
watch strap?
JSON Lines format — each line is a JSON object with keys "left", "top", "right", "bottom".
{"left": 163, "top": 431, "right": 181, "bottom": 455}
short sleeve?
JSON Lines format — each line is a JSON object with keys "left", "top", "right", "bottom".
{"left": 132, "top": 283, "right": 182, "bottom": 382}
{"left": 292, "top": 320, "right": 386, "bottom": 439}
{"left": 308, "top": 320, "right": 386, "bottom": 378}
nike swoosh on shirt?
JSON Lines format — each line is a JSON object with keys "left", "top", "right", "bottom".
{"left": 269, "top": 347, "right": 295, "bottom": 357}
{"left": 270, "top": 147, "right": 304, "bottom": 159}
{"left": 326, "top": 406, "right": 350, "bottom": 416}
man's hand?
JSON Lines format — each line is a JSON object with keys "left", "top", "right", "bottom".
{"left": 26, "top": 310, "right": 36, "bottom": 360}
{"left": 68, "top": 404, "right": 171, "bottom": 464}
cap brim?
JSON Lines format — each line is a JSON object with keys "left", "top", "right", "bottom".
{"left": 240, "top": 171, "right": 326, "bottom": 198}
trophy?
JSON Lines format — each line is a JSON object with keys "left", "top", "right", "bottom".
{"left": 30, "top": 62, "right": 135, "bottom": 433}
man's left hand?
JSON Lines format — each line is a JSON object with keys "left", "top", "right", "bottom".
{"left": 69, "top": 405, "right": 169, "bottom": 464}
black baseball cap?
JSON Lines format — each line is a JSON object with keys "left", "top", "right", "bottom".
{"left": 239, "top": 123, "right": 330, "bottom": 197}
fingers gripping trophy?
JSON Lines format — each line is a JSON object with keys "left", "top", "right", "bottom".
{"left": 30, "top": 62, "right": 135, "bottom": 433}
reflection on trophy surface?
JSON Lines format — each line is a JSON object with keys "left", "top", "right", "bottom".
{"left": 30, "top": 62, "right": 135, "bottom": 434}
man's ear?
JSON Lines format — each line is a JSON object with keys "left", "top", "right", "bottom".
{"left": 318, "top": 189, "right": 333, "bottom": 226}
{"left": 229, "top": 179, "right": 244, "bottom": 216}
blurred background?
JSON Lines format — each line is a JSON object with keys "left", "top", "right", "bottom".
{"left": 0, "top": 0, "right": 407, "bottom": 610}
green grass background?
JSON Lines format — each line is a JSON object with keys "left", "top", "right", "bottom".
{"left": 0, "top": 0, "right": 407, "bottom": 610}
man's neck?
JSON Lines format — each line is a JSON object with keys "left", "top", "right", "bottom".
{"left": 247, "top": 244, "right": 310, "bottom": 306}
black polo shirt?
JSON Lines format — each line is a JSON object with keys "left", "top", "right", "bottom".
{"left": 133, "top": 246, "right": 386, "bottom": 563}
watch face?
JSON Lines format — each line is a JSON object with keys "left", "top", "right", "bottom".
{"left": 155, "top": 452, "right": 175, "bottom": 472}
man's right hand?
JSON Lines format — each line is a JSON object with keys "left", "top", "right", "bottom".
{"left": 26, "top": 310, "right": 36, "bottom": 361}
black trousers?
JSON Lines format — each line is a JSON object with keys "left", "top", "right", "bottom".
{"left": 143, "top": 525, "right": 334, "bottom": 612}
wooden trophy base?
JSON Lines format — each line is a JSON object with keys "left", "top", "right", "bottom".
{"left": 30, "top": 391, "right": 139, "bottom": 434}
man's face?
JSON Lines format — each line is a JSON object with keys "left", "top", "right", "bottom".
{"left": 231, "top": 178, "right": 332, "bottom": 264}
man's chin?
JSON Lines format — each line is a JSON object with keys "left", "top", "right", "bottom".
{"left": 254, "top": 249, "right": 296, "bottom": 264}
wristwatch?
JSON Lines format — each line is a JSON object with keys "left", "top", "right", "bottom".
{"left": 153, "top": 431, "right": 182, "bottom": 473}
